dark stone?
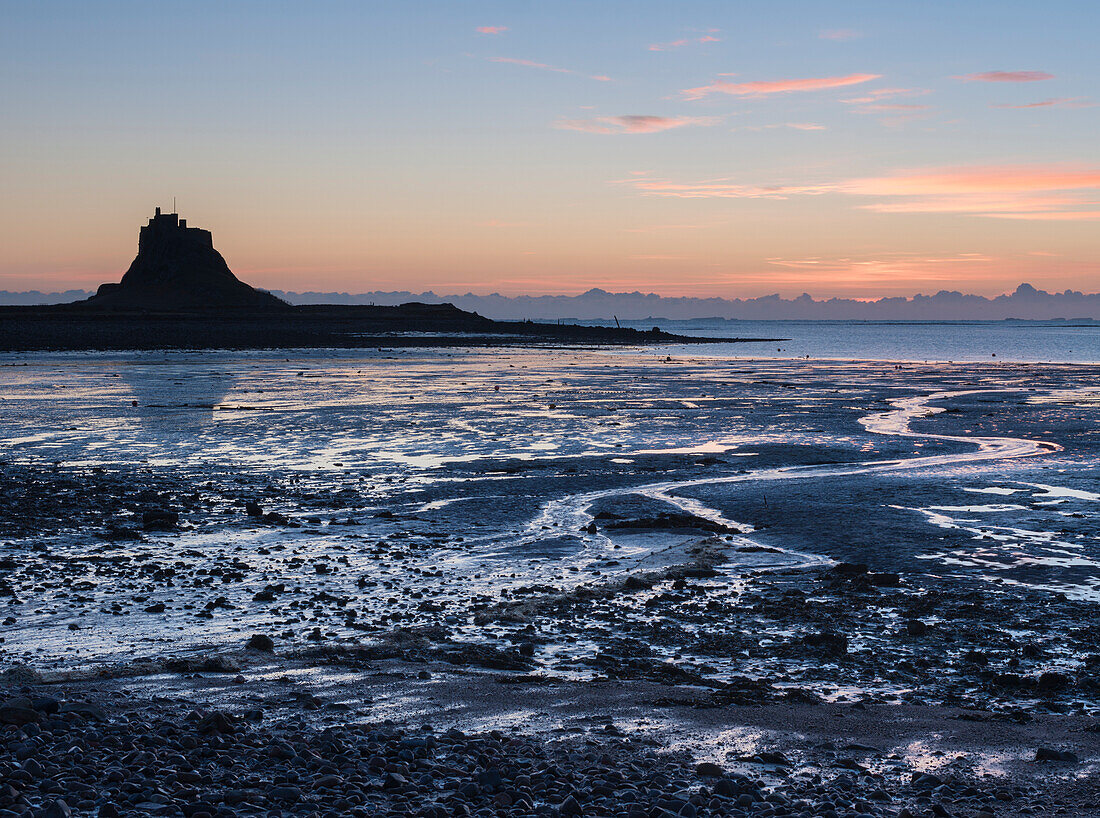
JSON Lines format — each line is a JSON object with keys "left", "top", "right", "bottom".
{"left": 247, "top": 634, "right": 275, "bottom": 652}
{"left": 695, "top": 762, "right": 724, "bottom": 778}
{"left": 0, "top": 699, "right": 41, "bottom": 726}
{"left": 268, "top": 786, "right": 301, "bottom": 803}
{"left": 41, "top": 800, "right": 71, "bottom": 818}
{"left": 197, "top": 710, "right": 238, "bottom": 735}
{"left": 142, "top": 509, "right": 179, "bottom": 530}
{"left": 1035, "top": 747, "right": 1078, "bottom": 763}
{"left": 560, "top": 795, "right": 583, "bottom": 816}
{"left": 1037, "top": 671, "right": 1070, "bottom": 692}
{"left": 802, "top": 631, "right": 848, "bottom": 656}
{"left": 833, "top": 562, "right": 869, "bottom": 575}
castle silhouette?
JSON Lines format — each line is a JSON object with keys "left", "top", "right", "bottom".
{"left": 84, "top": 207, "right": 285, "bottom": 311}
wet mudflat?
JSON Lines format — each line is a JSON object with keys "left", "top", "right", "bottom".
{"left": 1, "top": 349, "right": 1098, "bottom": 816}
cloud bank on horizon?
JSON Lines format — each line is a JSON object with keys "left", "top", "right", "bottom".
{"left": 0, "top": 1, "right": 1097, "bottom": 299}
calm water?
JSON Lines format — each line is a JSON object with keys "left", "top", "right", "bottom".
{"left": 587, "top": 319, "right": 1100, "bottom": 364}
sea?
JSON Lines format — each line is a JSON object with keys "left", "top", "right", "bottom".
{"left": 580, "top": 318, "right": 1100, "bottom": 364}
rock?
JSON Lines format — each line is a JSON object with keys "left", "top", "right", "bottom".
{"left": 1037, "top": 671, "right": 1070, "bottom": 692}
{"left": 142, "top": 509, "right": 179, "bottom": 530}
{"left": 906, "top": 619, "right": 928, "bottom": 637}
{"left": 268, "top": 785, "right": 301, "bottom": 803}
{"left": 245, "top": 502, "right": 264, "bottom": 517}
{"left": 0, "top": 698, "right": 41, "bottom": 725}
{"left": 477, "top": 767, "right": 504, "bottom": 791}
{"left": 1035, "top": 747, "right": 1078, "bottom": 763}
{"left": 31, "top": 695, "right": 59, "bottom": 715}
{"left": 713, "top": 778, "right": 739, "bottom": 797}
{"left": 87, "top": 208, "right": 286, "bottom": 311}
{"left": 560, "top": 795, "right": 584, "bottom": 815}
{"left": 247, "top": 633, "right": 275, "bottom": 652}
{"left": 197, "top": 710, "right": 238, "bottom": 735}
{"left": 695, "top": 762, "right": 724, "bottom": 778}
{"left": 253, "top": 585, "right": 279, "bottom": 602}
{"left": 869, "top": 572, "right": 901, "bottom": 587}
{"left": 0, "top": 665, "right": 43, "bottom": 685}
{"left": 143, "top": 602, "right": 165, "bottom": 613}
{"left": 42, "top": 800, "right": 71, "bottom": 818}
{"left": 833, "top": 562, "right": 869, "bottom": 575}
{"left": 802, "top": 631, "right": 848, "bottom": 656}
{"left": 56, "top": 700, "right": 108, "bottom": 721}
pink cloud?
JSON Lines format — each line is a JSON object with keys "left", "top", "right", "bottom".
{"left": 786, "top": 122, "right": 826, "bottom": 130}
{"left": 761, "top": 253, "right": 1006, "bottom": 288}
{"left": 682, "top": 72, "right": 881, "bottom": 101}
{"left": 845, "top": 166, "right": 1100, "bottom": 218}
{"left": 476, "top": 26, "right": 507, "bottom": 35}
{"left": 616, "top": 164, "right": 1100, "bottom": 220}
{"left": 557, "top": 115, "right": 719, "bottom": 134}
{"left": 843, "top": 166, "right": 1100, "bottom": 196}
{"left": 959, "top": 70, "right": 1055, "bottom": 82}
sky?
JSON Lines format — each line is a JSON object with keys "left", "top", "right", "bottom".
{"left": 1, "top": 1, "right": 1098, "bottom": 298}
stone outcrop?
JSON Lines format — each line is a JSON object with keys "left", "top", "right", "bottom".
{"left": 84, "top": 208, "right": 285, "bottom": 311}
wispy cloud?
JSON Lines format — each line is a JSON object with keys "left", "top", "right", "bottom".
{"left": 855, "top": 103, "right": 931, "bottom": 112}
{"left": 556, "top": 115, "right": 719, "bottom": 134}
{"left": 489, "top": 57, "right": 571, "bottom": 74}
{"left": 761, "top": 253, "right": 1005, "bottom": 287}
{"left": 487, "top": 56, "right": 611, "bottom": 82}
{"left": 968, "top": 210, "right": 1100, "bottom": 220}
{"left": 991, "top": 97, "right": 1093, "bottom": 109}
{"left": 650, "top": 38, "right": 688, "bottom": 51}
{"left": 845, "top": 166, "right": 1100, "bottom": 196}
{"left": 844, "top": 166, "right": 1100, "bottom": 218}
{"left": 959, "top": 70, "right": 1055, "bottom": 82}
{"left": 733, "top": 122, "right": 827, "bottom": 132}
{"left": 616, "top": 164, "right": 1100, "bottom": 220}
{"left": 682, "top": 73, "right": 880, "bottom": 101}
{"left": 476, "top": 26, "right": 507, "bottom": 35}
{"left": 614, "top": 176, "right": 833, "bottom": 198}
{"left": 819, "top": 29, "right": 861, "bottom": 41}
{"left": 622, "top": 223, "right": 711, "bottom": 233}
{"left": 842, "top": 87, "right": 929, "bottom": 105}
{"left": 649, "top": 32, "right": 722, "bottom": 51}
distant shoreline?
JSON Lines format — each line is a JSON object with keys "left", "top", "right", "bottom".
{"left": 0, "top": 304, "right": 783, "bottom": 352}
{"left": 2, "top": 282, "right": 1098, "bottom": 321}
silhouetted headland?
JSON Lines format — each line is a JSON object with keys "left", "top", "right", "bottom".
{"left": 0, "top": 208, "right": 782, "bottom": 351}
{"left": 85, "top": 207, "right": 286, "bottom": 311}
